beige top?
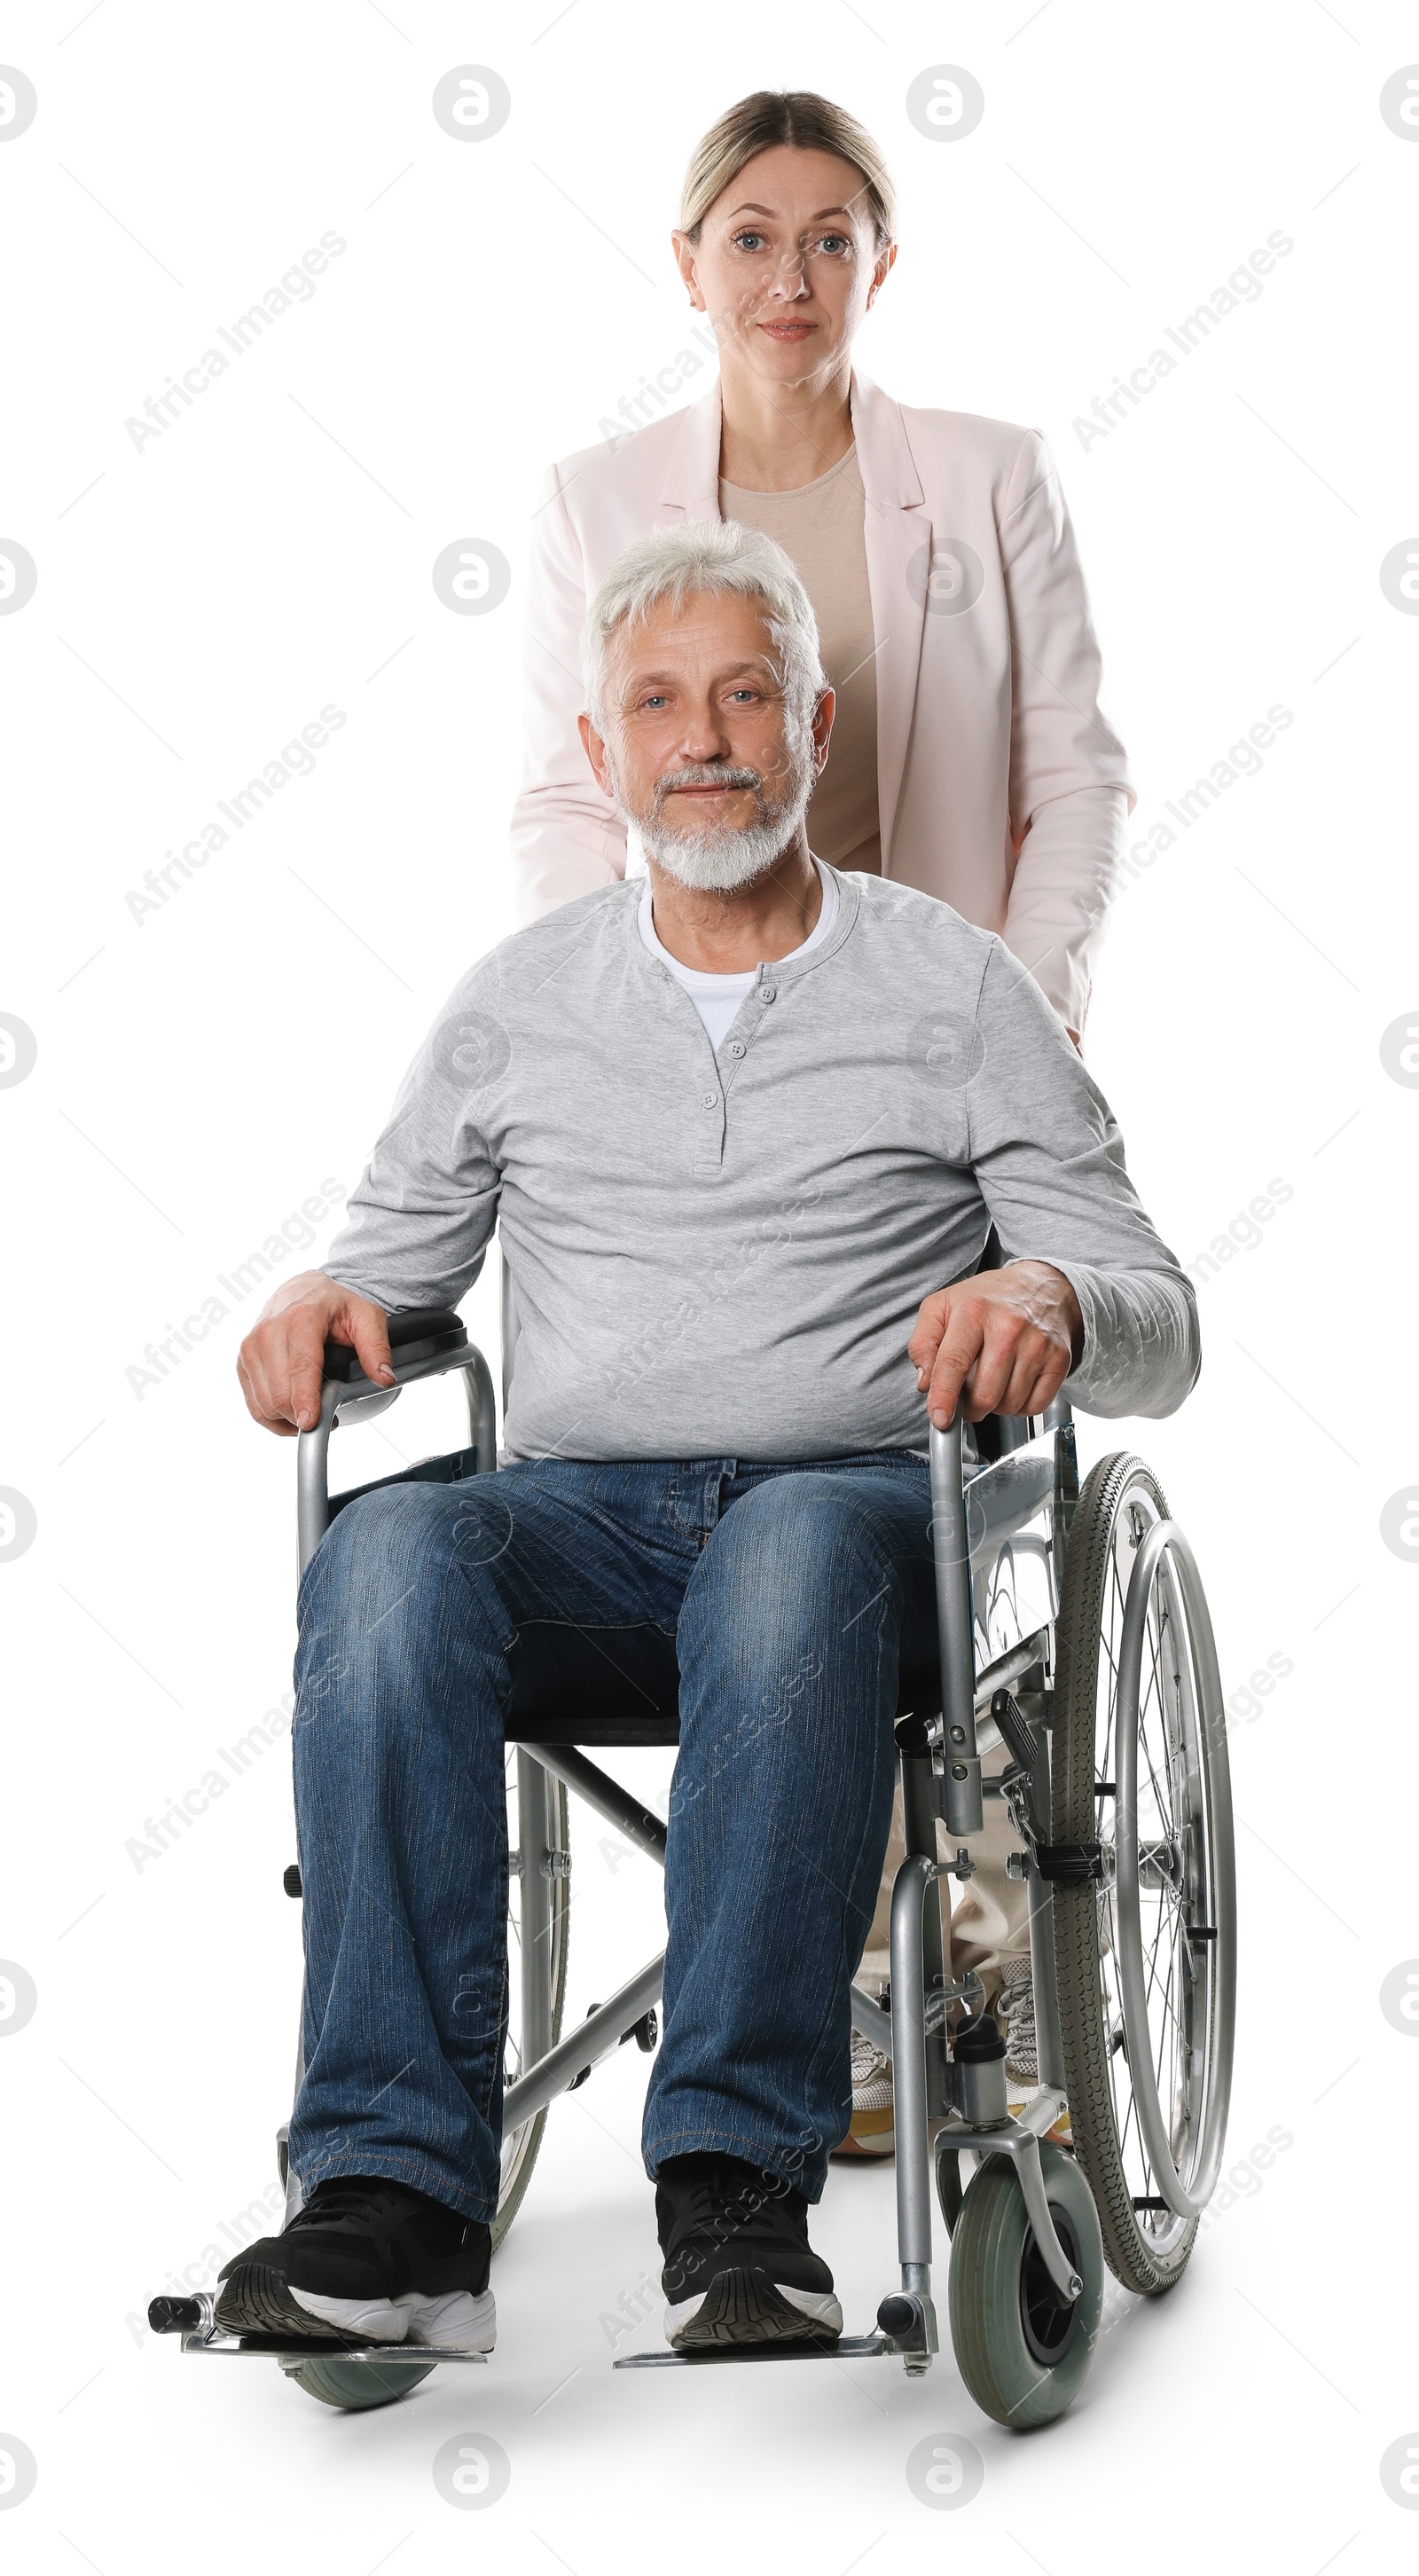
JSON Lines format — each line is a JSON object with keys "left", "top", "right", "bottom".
{"left": 718, "top": 444, "right": 881, "bottom": 876}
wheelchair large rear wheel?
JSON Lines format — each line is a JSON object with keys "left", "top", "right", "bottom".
{"left": 1051, "top": 1454, "right": 1236, "bottom": 2296}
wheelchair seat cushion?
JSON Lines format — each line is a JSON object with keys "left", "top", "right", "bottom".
{"left": 504, "top": 1619, "right": 683, "bottom": 1747}
{"left": 503, "top": 1624, "right": 942, "bottom": 1747}
{"left": 326, "top": 1449, "right": 945, "bottom": 1748}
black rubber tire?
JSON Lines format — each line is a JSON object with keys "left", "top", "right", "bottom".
{"left": 1051, "top": 1453, "right": 1199, "bottom": 2297}
{"left": 947, "top": 2145, "right": 1103, "bottom": 2431}
{"left": 288, "top": 2354, "right": 437, "bottom": 2410}
{"left": 491, "top": 1776, "right": 570, "bottom": 2252}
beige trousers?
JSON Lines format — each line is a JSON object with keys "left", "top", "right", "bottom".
{"left": 856, "top": 1755, "right": 1030, "bottom": 1999}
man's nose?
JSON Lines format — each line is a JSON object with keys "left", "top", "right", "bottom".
{"left": 674, "top": 704, "right": 733, "bottom": 762}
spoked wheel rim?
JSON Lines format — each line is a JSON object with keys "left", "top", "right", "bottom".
{"left": 1052, "top": 1456, "right": 1236, "bottom": 2294}
{"left": 1111, "top": 1514, "right": 1235, "bottom": 2219}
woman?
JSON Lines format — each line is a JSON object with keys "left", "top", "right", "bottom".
{"left": 508, "top": 90, "right": 1133, "bottom": 2145}
{"left": 512, "top": 88, "right": 1130, "bottom": 1040}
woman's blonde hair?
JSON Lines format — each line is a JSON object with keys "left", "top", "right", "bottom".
{"left": 680, "top": 90, "right": 897, "bottom": 250}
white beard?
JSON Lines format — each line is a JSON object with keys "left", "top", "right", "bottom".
{"left": 609, "top": 730, "right": 815, "bottom": 894}
{"left": 637, "top": 795, "right": 809, "bottom": 891}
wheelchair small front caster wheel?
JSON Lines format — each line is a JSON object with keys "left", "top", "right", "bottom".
{"left": 285, "top": 2354, "right": 436, "bottom": 2411}
{"left": 947, "top": 2144, "right": 1103, "bottom": 2429}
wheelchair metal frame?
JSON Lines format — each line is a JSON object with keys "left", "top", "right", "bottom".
{"left": 276, "top": 1314, "right": 1081, "bottom": 2376}
{"left": 159, "top": 1293, "right": 1162, "bottom": 2379}
{"left": 150, "top": 1243, "right": 1239, "bottom": 2408}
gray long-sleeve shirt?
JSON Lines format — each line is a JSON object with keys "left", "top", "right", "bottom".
{"left": 326, "top": 870, "right": 1199, "bottom": 1462}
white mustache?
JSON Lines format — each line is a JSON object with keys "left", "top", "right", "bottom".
{"left": 653, "top": 765, "right": 764, "bottom": 808}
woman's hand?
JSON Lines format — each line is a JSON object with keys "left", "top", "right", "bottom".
{"left": 908, "top": 1261, "right": 1083, "bottom": 1425}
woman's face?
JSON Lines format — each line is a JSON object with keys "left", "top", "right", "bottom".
{"left": 674, "top": 144, "right": 895, "bottom": 390}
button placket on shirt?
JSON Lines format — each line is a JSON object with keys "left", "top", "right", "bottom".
{"left": 694, "top": 1065, "right": 726, "bottom": 1175}
{"left": 717, "top": 971, "right": 776, "bottom": 1083}
{"left": 694, "top": 965, "right": 779, "bottom": 1174}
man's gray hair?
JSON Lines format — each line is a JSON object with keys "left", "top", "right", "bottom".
{"left": 582, "top": 519, "right": 826, "bottom": 734}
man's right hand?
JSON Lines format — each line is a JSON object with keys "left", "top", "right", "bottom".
{"left": 237, "top": 1270, "right": 394, "bottom": 1437}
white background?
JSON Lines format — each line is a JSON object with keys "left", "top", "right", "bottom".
{"left": 2, "top": 0, "right": 1416, "bottom": 2566}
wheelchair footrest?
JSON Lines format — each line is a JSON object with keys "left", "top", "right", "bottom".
{"left": 175, "top": 2329, "right": 489, "bottom": 2363}
{"left": 614, "top": 2333, "right": 889, "bottom": 2369}
{"left": 150, "top": 2292, "right": 488, "bottom": 2364}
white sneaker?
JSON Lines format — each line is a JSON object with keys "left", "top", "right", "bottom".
{"left": 997, "top": 1957, "right": 1037, "bottom": 2082}
{"left": 834, "top": 2026, "right": 895, "bottom": 2158}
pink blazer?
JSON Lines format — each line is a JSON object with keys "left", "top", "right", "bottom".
{"left": 510, "top": 372, "right": 1132, "bottom": 1032}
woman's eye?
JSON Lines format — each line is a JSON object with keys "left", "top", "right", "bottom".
{"left": 731, "top": 230, "right": 768, "bottom": 253}
{"left": 815, "top": 232, "right": 853, "bottom": 256}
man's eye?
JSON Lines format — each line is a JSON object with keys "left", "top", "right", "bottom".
{"left": 728, "top": 688, "right": 760, "bottom": 704}
{"left": 638, "top": 694, "right": 670, "bottom": 711}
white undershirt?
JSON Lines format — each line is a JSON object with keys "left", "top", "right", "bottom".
{"left": 638, "top": 860, "right": 839, "bottom": 1050}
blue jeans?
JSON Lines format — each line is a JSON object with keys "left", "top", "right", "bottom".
{"left": 288, "top": 1451, "right": 938, "bottom": 2219}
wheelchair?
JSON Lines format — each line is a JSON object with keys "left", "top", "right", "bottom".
{"left": 150, "top": 1279, "right": 1236, "bottom": 2430}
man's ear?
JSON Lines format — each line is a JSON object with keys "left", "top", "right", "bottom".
{"left": 811, "top": 687, "right": 836, "bottom": 778}
{"left": 578, "top": 711, "right": 615, "bottom": 799}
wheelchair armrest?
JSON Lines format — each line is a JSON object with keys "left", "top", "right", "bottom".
{"left": 299, "top": 1309, "right": 495, "bottom": 1575}
{"left": 322, "top": 1306, "right": 467, "bottom": 1387}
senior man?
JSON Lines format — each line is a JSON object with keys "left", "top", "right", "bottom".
{"left": 216, "top": 522, "right": 1197, "bottom": 2359}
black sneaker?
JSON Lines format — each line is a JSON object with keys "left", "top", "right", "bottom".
{"left": 655, "top": 2153, "right": 843, "bottom": 2352}
{"left": 214, "top": 2176, "right": 494, "bottom": 2352}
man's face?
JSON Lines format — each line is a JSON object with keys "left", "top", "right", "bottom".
{"left": 580, "top": 590, "right": 830, "bottom": 891}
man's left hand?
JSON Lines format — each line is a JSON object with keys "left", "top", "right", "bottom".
{"left": 909, "top": 1261, "right": 1084, "bottom": 1427}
